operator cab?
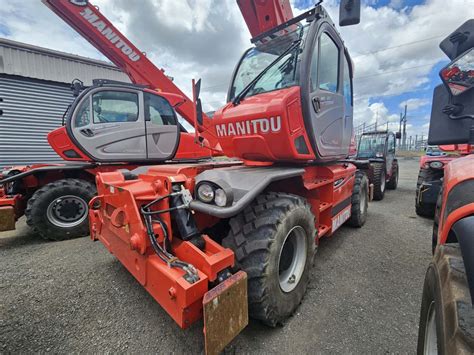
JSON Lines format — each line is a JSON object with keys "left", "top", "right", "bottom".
{"left": 65, "top": 84, "right": 182, "bottom": 162}
{"left": 356, "top": 131, "right": 397, "bottom": 160}
{"left": 212, "top": 4, "right": 359, "bottom": 163}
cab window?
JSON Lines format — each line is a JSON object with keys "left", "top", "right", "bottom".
{"left": 92, "top": 91, "right": 139, "bottom": 124}
{"left": 145, "top": 93, "right": 177, "bottom": 125}
{"left": 343, "top": 55, "right": 353, "bottom": 107}
{"left": 318, "top": 33, "right": 339, "bottom": 93}
{"left": 388, "top": 134, "right": 396, "bottom": 153}
{"left": 310, "top": 38, "right": 319, "bottom": 91}
{"left": 74, "top": 97, "right": 90, "bottom": 128}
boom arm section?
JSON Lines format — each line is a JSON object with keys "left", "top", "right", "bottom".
{"left": 237, "top": 0, "right": 294, "bottom": 41}
{"left": 43, "top": 0, "right": 218, "bottom": 148}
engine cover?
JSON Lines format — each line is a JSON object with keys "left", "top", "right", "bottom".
{"left": 212, "top": 86, "right": 316, "bottom": 162}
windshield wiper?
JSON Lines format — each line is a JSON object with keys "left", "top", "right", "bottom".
{"left": 232, "top": 39, "right": 302, "bottom": 106}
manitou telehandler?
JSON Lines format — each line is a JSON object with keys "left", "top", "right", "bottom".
{"left": 0, "top": 0, "right": 221, "bottom": 241}
{"left": 354, "top": 130, "right": 400, "bottom": 200}
{"left": 417, "top": 19, "right": 474, "bottom": 354}
{"left": 44, "top": 0, "right": 371, "bottom": 353}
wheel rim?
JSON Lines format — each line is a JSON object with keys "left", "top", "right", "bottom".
{"left": 278, "top": 225, "right": 307, "bottom": 293}
{"left": 381, "top": 171, "right": 386, "bottom": 192}
{"left": 46, "top": 195, "right": 88, "bottom": 228}
{"left": 424, "top": 301, "right": 438, "bottom": 355}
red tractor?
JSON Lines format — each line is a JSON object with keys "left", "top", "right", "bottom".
{"left": 417, "top": 19, "right": 474, "bottom": 354}
{"left": 48, "top": 0, "right": 370, "bottom": 352}
{"left": 0, "top": 1, "right": 220, "bottom": 240}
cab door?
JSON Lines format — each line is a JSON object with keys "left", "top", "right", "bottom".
{"left": 70, "top": 88, "right": 147, "bottom": 162}
{"left": 144, "top": 92, "right": 180, "bottom": 159}
{"left": 308, "top": 25, "right": 346, "bottom": 158}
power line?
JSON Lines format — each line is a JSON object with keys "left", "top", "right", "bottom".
{"left": 355, "top": 61, "right": 442, "bottom": 80}
{"left": 352, "top": 35, "right": 445, "bottom": 58}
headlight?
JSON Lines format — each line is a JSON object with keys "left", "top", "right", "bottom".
{"left": 195, "top": 180, "right": 233, "bottom": 206}
{"left": 197, "top": 183, "right": 215, "bottom": 203}
{"left": 375, "top": 152, "right": 383, "bottom": 158}
{"left": 429, "top": 161, "right": 444, "bottom": 169}
{"left": 214, "top": 188, "right": 227, "bottom": 207}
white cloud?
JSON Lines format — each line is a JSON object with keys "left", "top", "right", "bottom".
{"left": 400, "top": 98, "right": 431, "bottom": 110}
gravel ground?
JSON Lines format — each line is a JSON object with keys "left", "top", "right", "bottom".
{"left": 0, "top": 159, "right": 433, "bottom": 353}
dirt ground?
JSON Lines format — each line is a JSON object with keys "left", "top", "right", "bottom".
{"left": 0, "top": 158, "right": 433, "bottom": 353}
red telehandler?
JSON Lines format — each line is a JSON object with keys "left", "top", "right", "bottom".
{"left": 48, "top": 0, "right": 370, "bottom": 353}
{"left": 0, "top": 0, "right": 220, "bottom": 240}
{"left": 417, "top": 19, "right": 474, "bottom": 354}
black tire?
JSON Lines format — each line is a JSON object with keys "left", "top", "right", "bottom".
{"left": 372, "top": 163, "right": 386, "bottom": 201}
{"left": 417, "top": 245, "right": 474, "bottom": 355}
{"left": 432, "top": 186, "right": 443, "bottom": 254}
{"left": 347, "top": 170, "right": 369, "bottom": 227}
{"left": 415, "top": 168, "right": 442, "bottom": 218}
{"left": 25, "top": 179, "right": 96, "bottom": 241}
{"left": 386, "top": 162, "right": 398, "bottom": 190}
{"left": 222, "top": 192, "right": 316, "bottom": 327}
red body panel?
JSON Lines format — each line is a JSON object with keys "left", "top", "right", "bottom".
{"left": 437, "top": 154, "right": 474, "bottom": 245}
{"left": 48, "top": 126, "right": 90, "bottom": 161}
{"left": 213, "top": 87, "right": 315, "bottom": 162}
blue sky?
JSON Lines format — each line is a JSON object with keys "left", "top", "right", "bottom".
{"left": 0, "top": 0, "right": 470, "bottom": 138}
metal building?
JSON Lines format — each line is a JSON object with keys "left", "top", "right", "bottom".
{"left": 0, "top": 38, "right": 130, "bottom": 168}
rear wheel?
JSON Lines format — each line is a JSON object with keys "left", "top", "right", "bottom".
{"left": 415, "top": 168, "right": 442, "bottom": 218}
{"left": 387, "top": 162, "right": 398, "bottom": 190}
{"left": 347, "top": 170, "right": 369, "bottom": 227}
{"left": 417, "top": 245, "right": 474, "bottom": 355}
{"left": 222, "top": 192, "right": 316, "bottom": 326}
{"left": 26, "top": 179, "right": 96, "bottom": 241}
{"left": 372, "top": 163, "right": 386, "bottom": 201}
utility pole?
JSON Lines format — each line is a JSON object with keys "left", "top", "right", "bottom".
{"left": 401, "top": 104, "right": 407, "bottom": 150}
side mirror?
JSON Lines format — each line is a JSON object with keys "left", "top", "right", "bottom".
{"left": 339, "top": 0, "right": 361, "bottom": 27}
{"left": 440, "top": 19, "right": 474, "bottom": 60}
{"left": 395, "top": 132, "right": 401, "bottom": 139}
{"left": 440, "top": 47, "right": 474, "bottom": 96}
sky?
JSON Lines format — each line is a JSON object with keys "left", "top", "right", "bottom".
{"left": 0, "top": 0, "right": 472, "bottom": 138}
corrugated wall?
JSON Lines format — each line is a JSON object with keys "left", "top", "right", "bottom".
{"left": 0, "top": 75, "right": 75, "bottom": 168}
{"left": 0, "top": 39, "right": 130, "bottom": 86}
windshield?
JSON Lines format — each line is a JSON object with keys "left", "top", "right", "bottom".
{"left": 229, "top": 25, "right": 308, "bottom": 102}
{"left": 357, "top": 134, "right": 386, "bottom": 159}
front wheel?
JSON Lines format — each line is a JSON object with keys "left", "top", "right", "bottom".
{"left": 222, "top": 192, "right": 316, "bottom": 326}
{"left": 372, "top": 163, "right": 386, "bottom": 201}
{"left": 25, "top": 179, "right": 96, "bottom": 241}
{"left": 417, "top": 245, "right": 474, "bottom": 355}
{"left": 347, "top": 170, "right": 369, "bottom": 227}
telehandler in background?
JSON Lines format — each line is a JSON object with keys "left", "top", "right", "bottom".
{"left": 354, "top": 130, "right": 400, "bottom": 200}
